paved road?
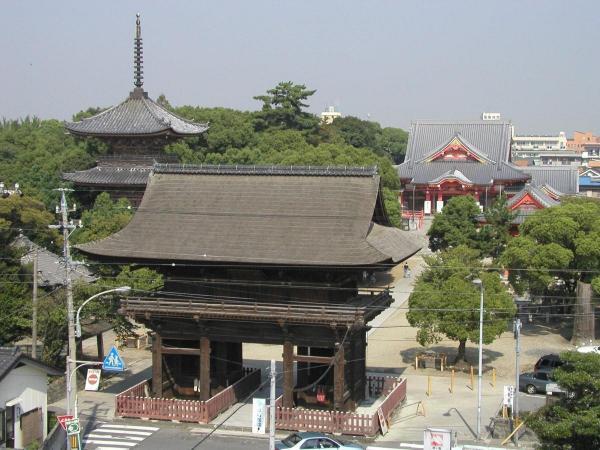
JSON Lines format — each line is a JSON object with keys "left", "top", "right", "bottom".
{"left": 81, "top": 421, "right": 159, "bottom": 449}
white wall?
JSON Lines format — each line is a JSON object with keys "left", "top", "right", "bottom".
{"left": 0, "top": 364, "right": 49, "bottom": 448}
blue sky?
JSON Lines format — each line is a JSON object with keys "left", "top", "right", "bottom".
{"left": 2, "top": 0, "right": 599, "bottom": 135}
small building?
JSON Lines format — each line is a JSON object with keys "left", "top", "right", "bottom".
{"left": 320, "top": 106, "right": 342, "bottom": 124}
{"left": 77, "top": 164, "right": 419, "bottom": 411}
{"left": 63, "top": 14, "right": 208, "bottom": 206}
{"left": 579, "top": 168, "right": 600, "bottom": 198}
{"left": 511, "top": 132, "right": 567, "bottom": 161}
{"left": 567, "top": 131, "right": 600, "bottom": 151}
{"left": 396, "top": 121, "right": 529, "bottom": 215}
{"left": 0, "top": 347, "right": 61, "bottom": 448}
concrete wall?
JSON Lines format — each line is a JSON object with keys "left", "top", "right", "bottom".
{"left": 0, "top": 364, "right": 49, "bottom": 448}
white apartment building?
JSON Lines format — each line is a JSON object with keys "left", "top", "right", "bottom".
{"left": 511, "top": 131, "right": 569, "bottom": 163}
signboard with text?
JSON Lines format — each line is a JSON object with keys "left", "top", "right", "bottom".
{"left": 424, "top": 427, "right": 451, "bottom": 450}
{"left": 85, "top": 368, "right": 102, "bottom": 391}
{"left": 252, "top": 398, "right": 266, "bottom": 434}
{"left": 503, "top": 385, "right": 515, "bottom": 407}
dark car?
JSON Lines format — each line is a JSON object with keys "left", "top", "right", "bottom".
{"left": 275, "top": 432, "right": 364, "bottom": 449}
{"left": 534, "top": 354, "right": 563, "bottom": 375}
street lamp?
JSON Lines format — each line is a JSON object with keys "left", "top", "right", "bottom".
{"left": 75, "top": 286, "right": 131, "bottom": 338}
{"left": 472, "top": 278, "right": 484, "bottom": 441}
{"left": 67, "top": 286, "right": 131, "bottom": 416}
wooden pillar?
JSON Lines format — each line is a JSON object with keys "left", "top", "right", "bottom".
{"left": 199, "top": 336, "right": 211, "bottom": 401}
{"left": 96, "top": 333, "right": 104, "bottom": 361}
{"left": 334, "top": 343, "right": 345, "bottom": 410}
{"left": 283, "top": 340, "right": 294, "bottom": 407}
{"left": 152, "top": 333, "right": 163, "bottom": 397}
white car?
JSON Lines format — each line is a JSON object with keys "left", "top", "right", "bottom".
{"left": 576, "top": 345, "right": 600, "bottom": 354}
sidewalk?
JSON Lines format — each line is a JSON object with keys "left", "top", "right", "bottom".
{"left": 49, "top": 330, "right": 152, "bottom": 420}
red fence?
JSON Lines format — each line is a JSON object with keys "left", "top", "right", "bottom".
{"left": 275, "top": 377, "right": 407, "bottom": 437}
{"left": 115, "top": 368, "right": 261, "bottom": 423}
{"left": 402, "top": 210, "right": 425, "bottom": 229}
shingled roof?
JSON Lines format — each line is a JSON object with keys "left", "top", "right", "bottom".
{"left": 396, "top": 121, "right": 529, "bottom": 185}
{"left": 65, "top": 89, "right": 208, "bottom": 137}
{"left": 0, "top": 347, "right": 61, "bottom": 383}
{"left": 77, "top": 165, "right": 420, "bottom": 267}
{"left": 65, "top": 14, "right": 208, "bottom": 138}
{"left": 519, "top": 166, "right": 579, "bottom": 195}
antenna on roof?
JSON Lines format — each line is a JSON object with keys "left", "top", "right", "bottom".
{"left": 134, "top": 13, "right": 143, "bottom": 88}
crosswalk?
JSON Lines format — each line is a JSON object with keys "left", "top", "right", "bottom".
{"left": 82, "top": 423, "right": 159, "bottom": 449}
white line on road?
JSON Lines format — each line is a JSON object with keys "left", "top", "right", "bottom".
{"left": 93, "top": 428, "right": 152, "bottom": 436}
{"left": 85, "top": 433, "right": 144, "bottom": 441}
{"left": 95, "top": 447, "right": 130, "bottom": 450}
{"left": 82, "top": 439, "right": 137, "bottom": 447}
{"left": 99, "top": 424, "right": 159, "bottom": 431}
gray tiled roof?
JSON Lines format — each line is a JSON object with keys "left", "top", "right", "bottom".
{"left": 507, "top": 184, "right": 560, "bottom": 209}
{"left": 396, "top": 121, "right": 528, "bottom": 186}
{"left": 77, "top": 166, "right": 420, "bottom": 266}
{"left": 0, "top": 347, "right": 61, "bottom": 383}
{"left": 519, "top": 166, "right": 579, "bottom": 194}
{"left": 15, "top": 236, "right": 96, "bottom": 287}
{"left": 404, "top": 121, "right": 513, "bottom": 164}
{"left": 65, "top": 88, "right": 208, "bottom": 137}
{"left": 397, "top": 161, "right": 529, "bottom": 185}
{"left": 62, "top": 166, "right": 152, "bottom": 186}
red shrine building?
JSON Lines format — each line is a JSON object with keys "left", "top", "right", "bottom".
{"left": 63, "top": 14, "right": 207, "bottom": 206}
{"left": 396, "top": 121, "right": 580, "bottom": 227}
{"left": 397, "top": 121, "right": 529, "bottom": 214}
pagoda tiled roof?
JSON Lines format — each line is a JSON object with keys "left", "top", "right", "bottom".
{"left": 507, "top": 183, "right": 561, "bottom": 209}
{"left": 77, "top": 164, "right": 420, "bottom": 267}
{"left": 65, "top": 89, "right": 208, "bottom": 137}
{"left": 63, "top": 166, "right": 152, "bottom": 186}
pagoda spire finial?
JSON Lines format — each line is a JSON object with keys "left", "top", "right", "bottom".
{"left": 134, "top": 13, "right": 143, "bottom": 88}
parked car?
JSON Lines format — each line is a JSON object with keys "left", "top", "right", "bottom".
{"left": 519, "top": 371, "right": 566, "bottom": 395}
{"left": 534, "top": 354, "right": 563, "bottom": 375}
{"left": 576, "top": 345, "right": 600, "bottom": 355}
{"left": 275, "top": 432, "right": 364, "bottom": 449}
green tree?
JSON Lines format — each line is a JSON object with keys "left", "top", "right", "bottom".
{"left": 71, "top": 193, "right": 133, "bottom": 244}
{"left": 427, "top": 195, "right": 481, "bottom": 252}
{"left": 501, "top": 197, "right": 600, "bottom": 296}
{"left": 375, "top": 127, "right": 408, "bottom": 163}
{"left": 478, "top": 194, "right": 516, "bottom": 259}
{"left": 528, "top": 351, "right": 600, "bottom": 449}
{"left": 406, "top": 246, "right": 515, "bottom": 362}
{"left": 0, "top": 195, "right": 60, "bottom": 344}
{"left": 326, "top": 116, "right": 382, "bottom": 151}
{"left": 253, "top": 81, "right": 319, "bottom": 133}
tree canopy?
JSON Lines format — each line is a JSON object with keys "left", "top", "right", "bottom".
{"left": 528, "top": 351, "right": 600, "bottom": 449}
{"left": 427, "top": 195, "right": 482, "bottom": 252}
{"left": 501, "top": 197, "right": 600, "bottom": 296}
{"left": 406, "top": 245, "right": 515, "bottom": 362}
{"left": 253, "top": 81, "right": 319, "bottom": 133}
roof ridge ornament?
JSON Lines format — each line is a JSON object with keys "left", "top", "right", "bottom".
{"left": 134, "top": 13, "right": 143, "bottom": 88}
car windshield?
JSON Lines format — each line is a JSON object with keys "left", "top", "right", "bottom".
{"left": 282, "top": 434, "right": 303, "bottom": 446}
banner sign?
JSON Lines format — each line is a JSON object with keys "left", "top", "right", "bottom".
{"left": 252, "top": 398, "right": 266, "bottom": 434}
{"left": 85, "top": 368, "right": 102, "bottom": 391}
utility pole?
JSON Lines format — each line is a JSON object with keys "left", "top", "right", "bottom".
{"left": 269, "top": 359, "right": 276, "bottom": 450}
{"left": 49, "top": 188, "right": 77, "bottom": 416}
{"left": 472, "top": 278, "right": 484, "bottom": 441}
{"left": 31, "top": 249, "right": 38, "bottom": 359}
{"left": 513, "top": 318, "right": 522, "bottom": 447}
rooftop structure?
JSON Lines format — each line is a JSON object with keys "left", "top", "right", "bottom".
{"left": 78, "top": 164, "right": 419, "bottom": 411}
{"left": 396, "top": 120, "right": 528, "bottom": 215}
{"left": 320, "top": 106, "right": 342, "bottom": 124}
{"left": 63, "top": 14, "right": 208, "bottom": 206}
{"left": 481, "top": 112, "right": 501, "bottom": 121}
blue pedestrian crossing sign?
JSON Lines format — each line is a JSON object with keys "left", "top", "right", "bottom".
{"left": 102, "top": 345, "right": 125, "bottom": 372}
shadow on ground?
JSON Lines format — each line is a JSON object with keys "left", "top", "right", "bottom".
{"left": 400, "top": 345, "right": 504, "bottom": 368}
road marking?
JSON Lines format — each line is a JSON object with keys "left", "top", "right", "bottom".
{"left": 85, "top": 433, "right": 144, "bottom": 441}
{"left": 94, "top": 428, "right": 152, "bottom": 436}
{"left": 99, "top": 424, "right": 159, "bottom": 431}
{"left": 95, "top": 447, "right": 130, "bottom": 450}
{"left": 81, "top": 439, "right": 137, "bottom": 447}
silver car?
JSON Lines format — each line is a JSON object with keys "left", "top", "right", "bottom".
{"left": 519, "top": 371, "right": 565, "bottom": 395}
{"left": 275, "top": 432, "right": 364, "bottom": 449}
